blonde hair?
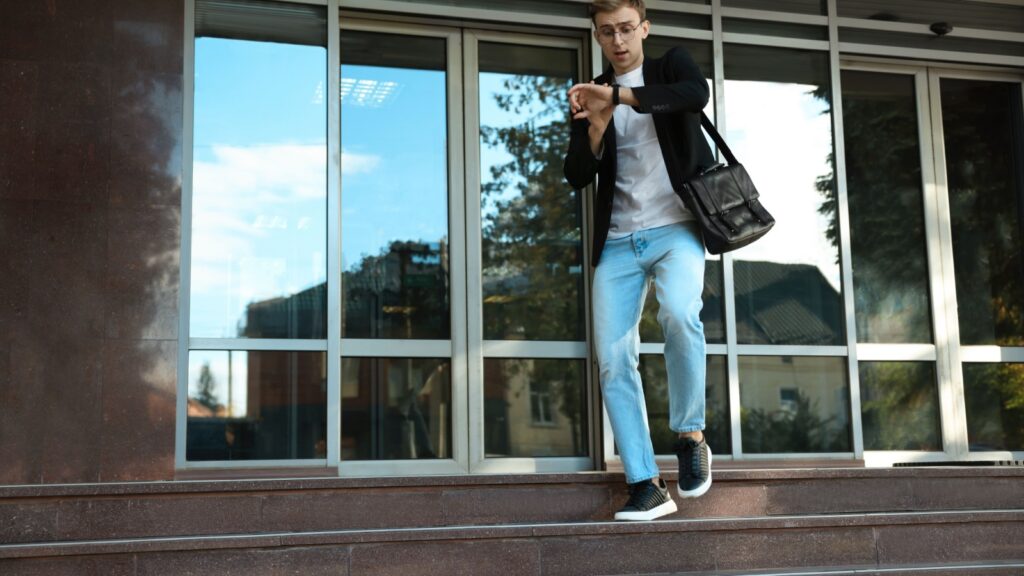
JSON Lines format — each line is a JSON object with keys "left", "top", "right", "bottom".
{"left": 589, "top": 0, "right": 646, "bottom": 23}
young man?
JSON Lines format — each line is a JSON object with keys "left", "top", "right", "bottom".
{"left": 564, "top": 0, "right": 714, "bottom": 521}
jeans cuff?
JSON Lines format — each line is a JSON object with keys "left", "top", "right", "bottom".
{"left": 672, "top": 424, "right": 705, "bottom": 433}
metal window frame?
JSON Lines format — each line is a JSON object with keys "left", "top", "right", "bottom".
{"left": 838, "top": 59, "right": 1024, "bottom": 464}
{"left": 177, "top": 0, "right": 338, "bottom": 471}
{"left": 335, "top": 17, "right": 469, "bottom": 478}
{"left": 463, "top": 28, "right": 592, "bottom": 475}
{"left": 177, "top": 0, "right": 1024, "bottom": 474}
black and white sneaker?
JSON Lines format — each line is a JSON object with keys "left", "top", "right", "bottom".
{"left": 675, "top": 437, "right": 712, "bottom": 498}
{"left": 614, "top": 478, "right": 678, "bottom": 521}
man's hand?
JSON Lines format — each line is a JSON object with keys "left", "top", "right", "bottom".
{"left": 569, "top": 81, "right": 614, "bottom": 120}
{"left": 569, "top": 81, "right": 615, "bottom": 156}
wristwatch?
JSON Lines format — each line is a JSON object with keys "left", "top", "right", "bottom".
{"left": 612, "top": 84, "right": 620, "bottom": 106}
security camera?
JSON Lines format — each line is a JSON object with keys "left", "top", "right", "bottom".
{"left": 930, "top": 22, "right": 953, "bottom": 36}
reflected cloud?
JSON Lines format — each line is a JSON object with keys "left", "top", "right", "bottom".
{"left": 195, "top": 143, "right": 327, "bottom": 202}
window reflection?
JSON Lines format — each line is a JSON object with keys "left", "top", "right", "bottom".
{"left": 186, "top": 351, "right": 327, "bottom": 461}
{"left": 842, "top": 71, "right": 934, "bottom": 344}
{"left": 943, "top": 79, "right": 1024, "bottom": 347}
{"left": 964, "top": 363, "right": 1024, "bottom": 452}
{"left": 191, "top": 37, "right": 328, "bottom": 339}
{"left": 484, "top": 358, "right": 587, "bottom": 457}
{"left": 341, "top": 31, "right": 451, "bottom": 339}
{"left": 341, "top": 357, "right": 451, "bottom": 460}
{"left": 740, "top": 356, "right": 851, "bottom": 453}
{"left": 724, "top": 45, "right": 844, "bottom": 346}
{"left": 859, "top": 362, "right": 941, "bottom": 451}
{"left": 639, "top": 355, "right": 730, "bottom": 455}
{"left": 478, "top": 42, "right": 583, "bottom": 341}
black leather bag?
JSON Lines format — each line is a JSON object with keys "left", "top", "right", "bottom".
{"left": 681, "top": 113, "right": 774, "bottom": 255}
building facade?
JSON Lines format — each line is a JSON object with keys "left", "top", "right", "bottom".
{"left": 1, "top": 0, "right": 1023, "bottom": 488}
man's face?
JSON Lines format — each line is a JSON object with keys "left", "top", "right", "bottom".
{"left": 593, "top": 6, "right": 649, "bottom": 74}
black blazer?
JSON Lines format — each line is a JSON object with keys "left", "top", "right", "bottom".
{"left": 563, "top": 46, "right": 716, "bottom": 266}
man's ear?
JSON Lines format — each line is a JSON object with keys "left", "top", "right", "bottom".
{"left": 641, "top": 20, "right": 650, "bottom": 39}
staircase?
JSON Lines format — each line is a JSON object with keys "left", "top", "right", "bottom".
{"left": 1, "top": 467, "right": 1023, "bottom": 574}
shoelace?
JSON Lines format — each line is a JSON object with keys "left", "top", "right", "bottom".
{"left": 682, "top": 440, "right": 705, "bottom": 479}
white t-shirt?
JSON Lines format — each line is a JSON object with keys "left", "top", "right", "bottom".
{"left": 607, "top": 65, "right": 692, "bottom": 239}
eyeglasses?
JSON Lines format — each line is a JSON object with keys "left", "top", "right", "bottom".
{"left": 595, "top": 21, "right": 644, "bottom": 44}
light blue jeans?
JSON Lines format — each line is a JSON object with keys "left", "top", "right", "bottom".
{"left": 593, "top": 222, "right": 707, "bottom": 484}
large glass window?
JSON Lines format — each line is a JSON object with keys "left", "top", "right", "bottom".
{"left": 724, "top": 45, "right": 844, "bottom": 346}
{"left": 341, "top": 357, "right": 451, "bottom": 460}
{"left": 841, "top": 70, "right": 934, "bottom": 344}
{"left": 191, "top": 2, "right": 328, "bottom": 340}
{"left": 341, "top": 32, "right": 451, "bottom": 340}
{"left": 740, "top": 356, "right": 851, "bottom": 453}
{"left": 484, "top": 359, "right": 587, "bottom": 457}
{"left": 187, "top": 351, "right": 327, "bottom": 460}
{"left": 859, "top": 362, "right": 941, "bottom": 451}
{"left": 186, "top": 0, "right": 328, "bottom": 465}
{"left": 478, "top": 42, "right": 583, "bottom": 342}
{"left": 943, "top": 79, "right": 1024, "bottom": 347}
{"left": 964, "top": 363, "right": 1024, "bottom": 452}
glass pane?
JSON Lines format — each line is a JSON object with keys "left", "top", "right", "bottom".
{"left": 341, "top": 357, "right": 452, "bottom": 460}
{"left": 640, "top": 355, "right": 730, "bottom": 455}
{"left": 725, "top": 45, "right": 844, "bottom": 346}
{"left": 739, "top": 356, "right": 851, "bottom": 453}
{"left": 478, "top": 42, "right": 583, "bottom": 341}
{"left": 859, "top": 362, "right": 941, "bottom": 451}
{"left": 942, "top": 79, "right": 1024, "bottom": 347}
{"left": 191, "top": 36, "right": 327, "bottom": 339}
{"left": 484, "top": 359, "right": 587, "bottom": 458}
{"left": 964, "top": 363, "right": 1024, "bottom": 452}
{"left": 187, "top": 351, "right": 327, "bottom": 461}
{"left": 640, "top": 258, "right": 725, "bottom": 344}
{"left": 841, "top": 71, "right": 934, "bottom": 344}
{"left": 340, "top": 31, "right": 451, "bottom": 339}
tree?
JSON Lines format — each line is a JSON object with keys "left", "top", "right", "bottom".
{"left": 195, "top": 362, "right": 222, "bottom": 413}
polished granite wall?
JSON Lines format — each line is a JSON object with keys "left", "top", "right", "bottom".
{"left": 0, "top": 0, "right": 184, "bottom": 484}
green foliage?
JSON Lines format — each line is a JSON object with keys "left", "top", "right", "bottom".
{"left": 741, "top": 389, "right": 850, "bottom": 453}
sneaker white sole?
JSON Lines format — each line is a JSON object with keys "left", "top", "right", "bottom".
{"left": 676, "top": 448, "right": 712, "bottom": 498}
{"left": 613, "top": 498, "right": 678, "bottom": 522}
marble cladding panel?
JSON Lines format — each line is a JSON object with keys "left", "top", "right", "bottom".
{"left": 0, "top": 555, "right": 135, "bottom": 576}
{"left": 99, "top": 339, "right": 177, "bottom": 482}
{"left": 0, "top": 0, "right": 185, "bottom": 485}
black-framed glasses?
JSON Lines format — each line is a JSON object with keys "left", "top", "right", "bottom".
{"left": 595, "top": 21, "right": 644, "bottom": 44}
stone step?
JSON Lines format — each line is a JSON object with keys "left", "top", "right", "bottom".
{"left": 2, "top": 468, "right": 1023, "bottom": 546}
{"left": 1, "top": 509, "right": 1022, "bottom": 574}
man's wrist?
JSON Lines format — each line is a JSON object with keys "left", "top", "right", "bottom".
{"left": 612, "top": 84, "right": 620, "bottom": 106}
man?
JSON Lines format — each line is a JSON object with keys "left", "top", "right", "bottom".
{"left": 564, "top": 0, "right": 714, "bottom": 521}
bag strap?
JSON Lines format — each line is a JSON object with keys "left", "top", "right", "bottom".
{"left": 700, "top": 112, "right": 739, "bottom": 166}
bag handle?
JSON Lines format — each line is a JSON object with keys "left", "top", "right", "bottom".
{"left": 700, "top": 112, "right": 739, "bottom": 167}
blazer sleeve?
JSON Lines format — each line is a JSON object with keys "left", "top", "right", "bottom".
{"left": 563, "top": 113, "right": 601, "bottom": 190}
{"left": 629, "top": 46, "right": 710, "bottom": 114}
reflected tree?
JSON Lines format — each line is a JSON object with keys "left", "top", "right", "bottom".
{"left": 480, "top": 72, "right": 586, "bottom": 454}
{"left": 741, "top": 389, "right": 850, "bottom": 453}
{"left": 195, "top": 362, "right": 222, "bottom": 413}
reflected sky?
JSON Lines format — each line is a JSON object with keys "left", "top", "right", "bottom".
{"left": 724, "top": 80, "right": 839, "bottom": 291}
{"left": 340, "top": 64, "right": 449, "bottom": 272}
{"left": 191, "top": 38, "right": 327, "bottom": 338}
